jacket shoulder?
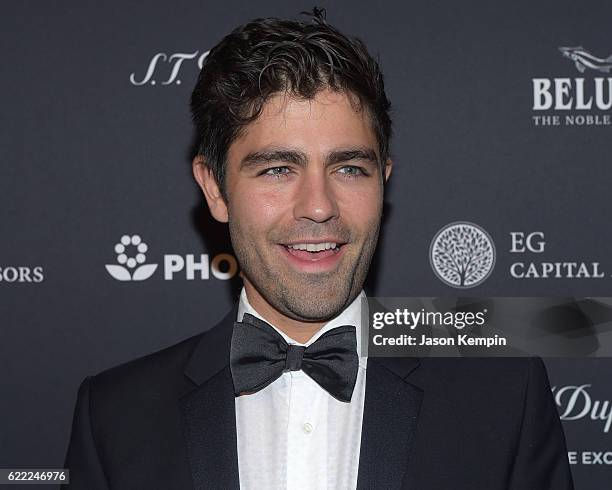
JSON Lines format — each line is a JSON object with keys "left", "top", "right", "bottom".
{"left": 90, "top": 332, "right": 205, "bottom": 402}
{"left": 86, "top": 305, "right": 237, "bottom": 411}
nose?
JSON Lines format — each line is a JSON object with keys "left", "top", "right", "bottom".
{"left": 293, "top": 167, "right": 339, "bottom": 223}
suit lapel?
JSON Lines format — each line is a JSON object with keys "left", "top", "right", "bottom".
{"left": 179, "top": 304, "right": 240, "bottom": 490}
{"left": 357, "top": 357, "right": 423, "bottom": 490}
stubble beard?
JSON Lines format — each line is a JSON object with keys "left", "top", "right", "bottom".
{"left": 229, "top": 215, "right": 382, "bottom": 322}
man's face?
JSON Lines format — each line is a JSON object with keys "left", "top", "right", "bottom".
{"left": 196, "top": 88, "right": 392, "bottom": 322}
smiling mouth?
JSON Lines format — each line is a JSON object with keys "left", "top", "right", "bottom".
{"left": 279, "top": 242, "right": 346, "bottom": 261}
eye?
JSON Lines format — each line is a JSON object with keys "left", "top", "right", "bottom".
{"left": 261, "top": 166, "right": 292, "bottom": 179}
{"left": 337, "top": 165, "right": 366, "bottom": 178}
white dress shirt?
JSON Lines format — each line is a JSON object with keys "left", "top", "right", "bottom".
{"left": 235, "top": 287, "right": 368, "bottom": 490}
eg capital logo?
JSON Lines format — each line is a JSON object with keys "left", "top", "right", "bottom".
{"left": 430, "top": 222, "right": 496, "bottom": 289}
{"left": 105, "top": 234, "right": 157, "bottom": 281}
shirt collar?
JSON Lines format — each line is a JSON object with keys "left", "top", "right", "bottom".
{"left": 237, "top": 286, "right": 367, "bottom": 369}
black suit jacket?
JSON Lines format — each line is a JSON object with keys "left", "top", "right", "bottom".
{"left": 62, "top": 303, "right": 574, "bottom": 489}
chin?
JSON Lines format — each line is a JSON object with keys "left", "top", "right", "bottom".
{"left": 279, "top": 288, "right": 351, "bottom": 321}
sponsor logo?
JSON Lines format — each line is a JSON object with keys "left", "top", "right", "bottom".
{"left": 430, "top": 225, "right": 609, "bottom": 283}
{"left": 130, "top": 50, "right": 210, "bottom": 86}
{"left": 105, "top": 234, "right": 157, "bottom": 281}
{"left": 430, "top": 222, "right": 496, "bottom": 288}
{"left": 559, "top": 46, "right": 612, "bottom": 74}
{"left": 509, "top": 231, "right": 606, "bottom": 279}
{"left": 105, "top": 234, "right": 238, "bottom": 281}
{"left": 568, "top": 450, "right": 612, "bottom": 465}
{"left": 553, "top": 384, "right": 612, "bottom": 434}
{"left": 0, "top": 266, "right": 44, "bottom": 283}
{"left": 532, "top": 46, "right": 612, "bottom": 127}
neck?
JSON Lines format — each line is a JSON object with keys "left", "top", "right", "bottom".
{"left": 243, "top": 281, "right": 326, "bottom": 343}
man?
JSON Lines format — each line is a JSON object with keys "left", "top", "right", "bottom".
{"left": 63, "top": 10, "right": 574, "bottom": 489}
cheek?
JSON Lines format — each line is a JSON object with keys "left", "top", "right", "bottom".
{"left": 229, "top": 188, "right": 288, "bottom": 233}
{"left": 338, "top": 185, "right": 383, "bottom": 226}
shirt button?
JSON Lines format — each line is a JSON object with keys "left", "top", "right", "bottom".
{"left": 302, "top": 422, "right": 313, "bottom": 434}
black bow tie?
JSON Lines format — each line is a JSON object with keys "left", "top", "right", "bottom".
{"left": 230, "top": 313, "right": 359, "bottom": 403}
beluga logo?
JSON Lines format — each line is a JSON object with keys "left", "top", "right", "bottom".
{"left": 559, "top": 46, "right": 612, "bottom": 74}
{"left": 531, "top": 46, "right": 612, "bottom": 127}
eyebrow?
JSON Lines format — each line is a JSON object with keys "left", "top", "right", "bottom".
{"left": 240, "top": 149, "right": 307, "bottom": 169}
{"left": 327, "top": 148, "right": 379, "bottom": 167}
{"left": 239, "top": 147, "right": 380, "bottom": 170}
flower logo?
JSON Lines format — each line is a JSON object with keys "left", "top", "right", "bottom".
{"left": 105, "top": 234, "right": 158, "bottom": 281}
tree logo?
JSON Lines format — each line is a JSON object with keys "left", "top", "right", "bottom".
{"left": 430, "top": 222, "right": 496, "bottom": 288}
{"left": 105, "top": 234, "right": 158, "bottom": 281}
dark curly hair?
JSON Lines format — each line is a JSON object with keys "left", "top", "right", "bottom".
{"left": 190, "top": 8, "right": 392, "bottom": 200}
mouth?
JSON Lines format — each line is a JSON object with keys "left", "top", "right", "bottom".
{"left": 277, "top": 240, "right": 347, "bottom": 272}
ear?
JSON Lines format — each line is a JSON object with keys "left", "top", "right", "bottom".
{"left": 383, "top": 158, "right": 393, "bottom": 182}
{"left": 192, "top": 156, "right": 229, "bottom": 223}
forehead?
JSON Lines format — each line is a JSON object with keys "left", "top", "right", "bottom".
{"left": 228, "top": 89, "right": 379, "bottom": 160}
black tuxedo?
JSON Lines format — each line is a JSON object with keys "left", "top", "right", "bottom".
{"left": 63, "top": 303, "right": 574, "bottom": 489}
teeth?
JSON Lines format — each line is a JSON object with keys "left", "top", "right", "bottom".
{"left": 287, "top": 242, "right": 338, "bottom": 252}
